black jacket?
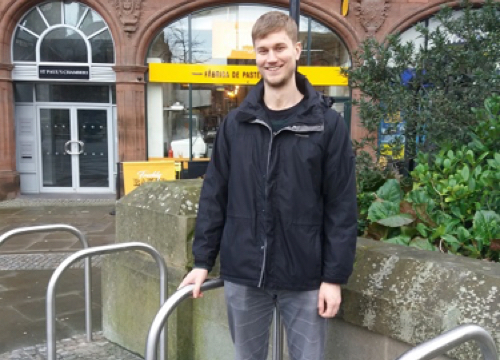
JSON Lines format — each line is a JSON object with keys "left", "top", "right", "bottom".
{"left": 193, "top": 72, "right": 357, "bottom": 290}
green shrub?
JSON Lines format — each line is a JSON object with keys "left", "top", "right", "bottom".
{"left": 360, "top": 95, "right": 500, "bottom": 261}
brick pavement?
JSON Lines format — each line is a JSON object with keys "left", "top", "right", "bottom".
{"left": 0, "top": 198, "right": 146, "bottom": 360}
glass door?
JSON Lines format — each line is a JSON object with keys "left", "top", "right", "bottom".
{"left": 38, "top": 106, "right": 112, "bottom": 192}
{"left": 39, "top": 108, "right": 73, "bottom": 188}
{"left": 76, "top": 108, "right": 111, "bottom": 190}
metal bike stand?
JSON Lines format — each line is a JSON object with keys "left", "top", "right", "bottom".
{"left": 144, "top": 278, "right": 285, "bottom": 360}
{"left": 395, "top": 324, "right": 498, "bottom": 360}
{"left": 46, "top": 242, "right": 168, "bottom": 360}
{"left": 0, "top": 224, "right": 93, "bottom": 342}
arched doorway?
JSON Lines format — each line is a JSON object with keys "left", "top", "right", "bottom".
{"left": 12, "top": 1, "right": 117, "bottom": 194}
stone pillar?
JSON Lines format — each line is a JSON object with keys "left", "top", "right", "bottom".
{"left": 0, "top": 63, "right": 19, "bottom": 200}
{"left": 114, "top": 65, "right": 148, "bottom": 161}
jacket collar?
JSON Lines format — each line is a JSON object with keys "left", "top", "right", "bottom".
{"left": 234, "top": 71, "right": 326, "bottom": 125}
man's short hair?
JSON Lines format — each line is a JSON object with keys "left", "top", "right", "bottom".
{"left": 252, "top": 11, "right": 298, "bottom": 45}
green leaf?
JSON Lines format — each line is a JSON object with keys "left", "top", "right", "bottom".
{"left": 376, "top": 179, "right": 402, "bottom": 203}
{"left": 406, "top": 189, "right": 430, "bottom": 204}
{"left": 409, "top": 237, "right": 435, "bottom": 251}
{"left": 456, "top": 227, "right": 471, "bottom": 242}
{"left": 444, "top": 159, "right": 451, "bottom": 168}
{"left": 367, "top": 201, "right": 400, "bottom": 222}
{"left": 461, "top": 165, "right": 470, "bottom": 182}
{"left": 441, "top": 234, "right": 461, "bottom": 252}
{"left": 441, "top": 234, "right": 460, "bottom": 245}
{"left": 383, "top": 235, "right": 411, "bottom": 246}
{"left": 472, "top": 210, "right": 500, "bottom": 245}
{"left": 430, "top": 225, "right": 446, "bottom": 241}
{"left": 377, "top": 214, "right": 415, "bottom": 227}
{"left": 468, "top": 177, "right": 476, "bottom": 192}
{"left": 416, "top": 223, "right": 429, "bottom": 237}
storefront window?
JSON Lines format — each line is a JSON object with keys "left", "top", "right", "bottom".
{"left": 146, "top": 4, "right": 351, "bottom": 161}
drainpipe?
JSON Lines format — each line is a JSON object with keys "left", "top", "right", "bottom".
{"left": 290, "top": 0, "right": 300, "bottom": 31}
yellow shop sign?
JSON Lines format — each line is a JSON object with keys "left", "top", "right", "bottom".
{"left": 149, "top": 63, "right": 348, "bottom": 86}
{"left": 122, "top": 161, "right": 176, "bottom": 195}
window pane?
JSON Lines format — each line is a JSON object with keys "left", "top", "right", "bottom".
{"left": 40, "top": 28, "right": 88, "bottom": 63}
{"left": 13, "top": 27, "right": 37, "bottom": 61}
{"left": 80, "top": 9, "right": 106, "bottom": 36}
{"left": 309, "top": 20, "right": 350, "bottom": 67}
{"left": 155, "top": 83, "right": 252, "bottom": 159}
{"left": 298, "top": 16, "right": 310, "bottom": 66}
{"left": 14, "top": 83, "right": 34, "bottom": 102}
{"left": 40, "top": 2, "right": 62, "bottom": 26}
{"left": 150, "top": 19, "right": 190, "bottom": 63}
{"left": 90, "top": 30, "right": 114, "bottom": 63}
{"left": 64, "top": 2, "right": 87, "bottom": 27}
{"left": 36, "top": 84, "right": 110, "bottom": 103}
{"left": 19, "top": 8, "right": 47, "bottom": 35}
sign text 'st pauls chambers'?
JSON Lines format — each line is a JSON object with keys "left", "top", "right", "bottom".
{"left": 39, "top": 66, "right": 90, "bottom": 80}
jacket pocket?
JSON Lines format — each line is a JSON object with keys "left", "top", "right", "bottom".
{"left": 220, "top": 216, "right": 261, "bottom": 281}
{"left": 277, "top": 223, "right": 322, "bottom": 283}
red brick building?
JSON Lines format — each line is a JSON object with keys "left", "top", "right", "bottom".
{"left": 0, "top": 0, "right": 470, "bottom": 199}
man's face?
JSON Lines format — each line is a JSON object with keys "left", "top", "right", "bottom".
{"left": 254, "top": 30, "right": 302, "bottom": 89}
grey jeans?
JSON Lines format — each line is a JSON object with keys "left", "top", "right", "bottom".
{"left": 224, "top": 281, "right": 327, "bottom": 360}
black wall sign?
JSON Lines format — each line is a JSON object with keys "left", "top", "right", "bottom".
{"left": 39, "top": 66, "right": 90, "bottom": 80}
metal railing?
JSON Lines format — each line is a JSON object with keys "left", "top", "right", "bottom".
{"left": 46, "top": 242, "right": 168, "bottom": 360}
{"left": 395, "top": 324, "right": 498, "bottom": 360}
{"left": 0, "top": 225, "right": 93, "bottom": 341}
{"left": 144, "top": 278, "right": 285, "bottom": 360}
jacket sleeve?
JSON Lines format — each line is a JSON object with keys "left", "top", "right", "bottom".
{"left": 192, "top": 118, "right": 231, "bottom": 272}
{"left": 321, "top": 111, "right": 358, "bottom": 284}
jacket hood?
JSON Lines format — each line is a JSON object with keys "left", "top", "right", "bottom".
{"left": 234, "top": 71, "right": 326, "bottom": 124}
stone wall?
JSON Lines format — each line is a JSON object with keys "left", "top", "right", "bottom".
{"left": 102, "top": 180, "right": 500, "bottom": 360}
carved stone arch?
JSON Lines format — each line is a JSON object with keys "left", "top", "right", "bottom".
{"left": 135, "top": 0, "right": 361, "bottom": 66}
{"left": 0, "top": 0, "right": 122, "bottom": 64}
{"left": 301, "top": 0, "right": 360, "bottom": 61}
{"left": 387, "top": 0, "right": 484, "bottom": 36}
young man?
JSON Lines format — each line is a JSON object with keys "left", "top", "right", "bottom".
{"left": 179, "top": 11, "right": 357, "bottom": 360}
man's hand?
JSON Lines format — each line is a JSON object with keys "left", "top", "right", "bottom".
{"left": 178, "top": 268, "right": 208, "bottom": 298}
{"left": 318, "top": 282, "right": 341, "bottom": 318}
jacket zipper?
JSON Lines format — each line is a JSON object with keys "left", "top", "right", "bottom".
{"left": 251, "top": 120, "right": 324, "bottom": 287}
{"left": 252, "top": 119, "right": 273, "bottom": 287}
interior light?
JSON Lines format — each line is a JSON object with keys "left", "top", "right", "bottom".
{"left": 167, "top": 102, "right": 185, "bottom": 111}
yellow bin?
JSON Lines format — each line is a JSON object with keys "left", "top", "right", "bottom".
{"left": 122, "top": 160, "right": 176, "bottom": 195}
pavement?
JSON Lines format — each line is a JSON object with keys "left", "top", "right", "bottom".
{"left": 0, "top": 195, "right": 142, "bottom": 360}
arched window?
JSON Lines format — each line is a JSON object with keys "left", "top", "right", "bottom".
{"left": 12, "top": 1, "right": 114, "bottom": 64}
{"left": 145, "top": 5, "right": 352, "bottom": 160}
{"left": 147, "top": 5, "right": 350, "bottom": 67}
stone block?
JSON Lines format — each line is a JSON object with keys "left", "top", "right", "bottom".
{"left": 342, "top": 238, "right": 500, "bottom": 360}
{"left": 115, "top": 180, "right": 202, "bottom": 268}
{"left": 102, "top": 252, "right": 191, "bottom": 358}
{"left": 325, "top": 319, "right": 451, "bottom": 360}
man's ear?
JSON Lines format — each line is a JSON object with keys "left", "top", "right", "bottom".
{"left": 295, "top": 41, "right": 302, "bottom": 61}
